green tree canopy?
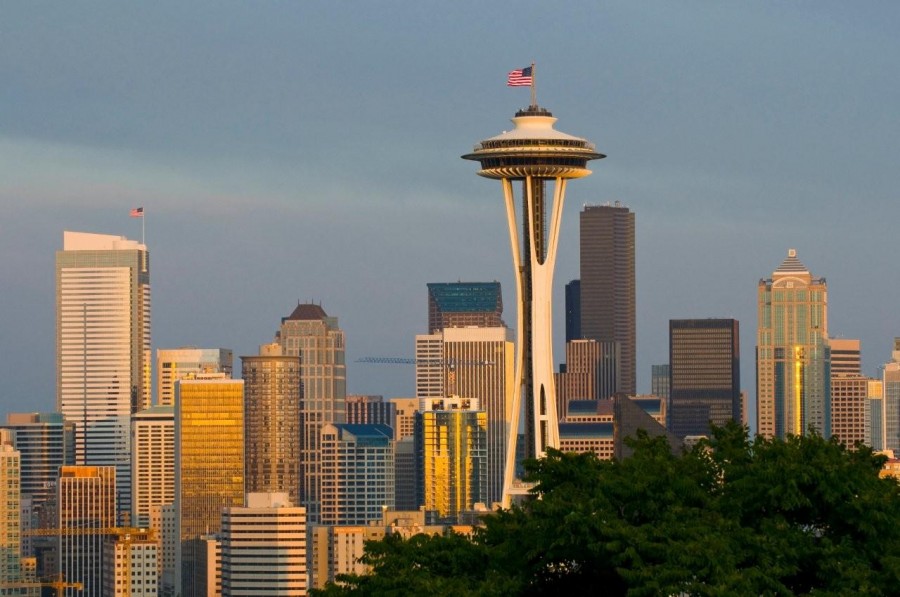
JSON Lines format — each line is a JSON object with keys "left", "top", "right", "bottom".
{"left": 314, "top": 422, "right": 900, "bottom": 596}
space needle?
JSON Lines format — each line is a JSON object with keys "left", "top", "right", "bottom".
{"left": 462, "top": 76, "right": 604, "bottom": 506}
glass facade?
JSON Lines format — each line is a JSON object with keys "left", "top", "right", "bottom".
{"left": 174, "top": 377, "right": 244, "bottom": 597}
{"left": 757, "top": 250, "right": 830, "bottom": 438}
{"left": 416, "top": 398, "right": 487, "bottom": 521}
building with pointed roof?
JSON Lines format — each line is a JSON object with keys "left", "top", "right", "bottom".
{"left": 757, "top": 249, "right": 830, "bottom": 439}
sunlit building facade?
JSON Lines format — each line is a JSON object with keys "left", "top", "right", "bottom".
{"left": 131, "top": 406, "right": 173, "bottom": 529}
{"left": 156, "top": 347, "right": 233, "bottom": 407}
{"left": 221, "top": 493, "right": 307, "bottom": 596}
{"left": 57, "top": 465, "right": 117, "bottom": 597}
{"left": 174, "top": 375, "right": 244, "bottom": 597}
{"left": 757, "top": 249, "right": 830, "bottom": 439}
{"left": 0, "top": 438, "right": 23, "bottom": 589}
{"left": 56, "top": 231, "right": 151, "bottom": 518}
{"left": 319, "top": 424, "right": 394, "bottom": 525}
{"left": 416, "top": 397, "right": 487, "bottom": 520}
{"left": 241, "top": 354, "right": 302, "bottom": 506}
{"left": 276, "top": 303, "right": 346, "bottom": 524}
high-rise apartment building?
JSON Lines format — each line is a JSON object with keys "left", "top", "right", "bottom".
{"left": 0, "top": 436, "right": 22, "bottom": 588}
{"left": 757, "top": 250, "right": 830, "bottom": 439}
{"left": 416, "top": 397, "right": 487, "bottom": 521}
{"left": 415, "top": 327, "right": 514, "bottom": 505}
{"left": 174, "top": 375, "right": 244, "bottom": 597}
{"left": 427, "top": 282, "right": 504, "bottom": 333}
{"left": 101, "top": 529, "right": 158, "bottom": 597}
{"left": 276, "top": 303, "right": 346, "bottom": 524}
{"left": 56, "top": 231, "right": 150, "bottom": 519}
{"left": 579, "top": 203, "right": 636, "bottom": 395}
{"left": 668, "top": 319, "right": 741, "bottom": 438}
{"left": 319, "top": 424, "right": 394, "bottom": 526}
{"left": 57, "top": 465, "right": 117, "bottom": 597}
{"left": 221, "top": 493, "right": 308, "bottom": 596}
{"left": 2, "top": 413, "right": 75, "bottom": 519}
{"left": 241, "top": 353, "right": 302, "bottom": 506}
{"left": 131, "top": 405, "right": 173, "bottom": 529}
{"left": 156, "top": 347, "right": 233, "bottom": 406}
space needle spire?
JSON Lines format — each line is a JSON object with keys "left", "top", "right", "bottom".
{"left": 463, "top": 100, "right": 604, "bottom": 507}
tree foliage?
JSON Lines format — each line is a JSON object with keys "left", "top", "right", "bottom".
{"left": 313, "top": 422, "right": 900, "bottom": 596}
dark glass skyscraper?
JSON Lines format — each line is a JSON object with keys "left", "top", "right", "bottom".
{"left": 427, "top": 282, "right": 504, "bottom": 333}
{"left": 668, "top": 319, "right": 740, "bottom": 438}
{"left": 579, "top": 203, "right": 636, "bottom": 395}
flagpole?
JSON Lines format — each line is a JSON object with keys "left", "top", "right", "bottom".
{"left": 530, "top": 62, "right": 536, "bottom": 107}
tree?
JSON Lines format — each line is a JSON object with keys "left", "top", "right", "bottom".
{"left": 313, "top": 422, "right": 900, "bottom": 596}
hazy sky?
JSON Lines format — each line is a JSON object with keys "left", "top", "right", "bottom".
{"left": 2, "top": 2, "right": 899, "bottom": 433}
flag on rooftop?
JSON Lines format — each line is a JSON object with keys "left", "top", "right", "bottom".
{"left": 507, "top": 66, "right": 533, "bottom": 87}
{"left": 130, "top": 207, "right": 144, "bottom": 218}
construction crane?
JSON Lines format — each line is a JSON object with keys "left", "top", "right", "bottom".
{"left": 357, "top": 356, "right": 494, "bottom": 397}
{"left": 0, "top": 574, "right": 83, "bottom": 597}
{"left": 22, "top": 527, "right": 154, "bottom": 597}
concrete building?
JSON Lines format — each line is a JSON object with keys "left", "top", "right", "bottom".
{"left": 757, "top": 250, "right": 830, "bottom": 439}
{"left": 320, "top": 424, "right": 394, "bottom": 526}
{"left": 276, "top": 303, "right": 346, "bottom": 524}
{"left": 463, "top": 104, "right": 604, "bottom": 507}
{"left": 131, "top": 406, "right": 173, "bottom": 529}
{"left": 56, "top": 231, "right": 151, "bottom": 518}
{"left": 828, "top": 338, "right": 871, "bottom": 447}
{"left": 101, "top": 529, "right": 158, "bottom": 597}
{"left": 221, "top": 493, "right": 307, "bottom": 596}
{"left": 241, "top": 353, "right": 302, "bottom": 506}
{"left": 416, "top": 397, "right": 487, "bottom": 521}
{"left": 558, "top": 396, "right": 667, "bottom": 461}
{"left": 389, "top": 398, "right": 419, "bottom": 441}
{"left": 156, "top": 348, "right": 233, "bottom": 407}
{"left": 174, "top": 375, "right": 244, "bottom": 597}
{"left": 57, "top": 465, "right": 117, "bottom": 597}
{"left": 427, "top": 282, "right": 505, "bottom": 333}
{"left": 579, "top": 203, "right": 636, "bottom": 396}
{"left": 0, "top": 437, "right": 23, "bottom": 590}
{"left": 668, "top": 319, "right": 741, "bottom": 439}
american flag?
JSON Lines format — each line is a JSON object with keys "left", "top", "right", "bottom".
{"left": 130, "top": 207, "right": 144, "bottom": 218}
{"left": 507, "top": 66, "right": 533, "bottom": 87}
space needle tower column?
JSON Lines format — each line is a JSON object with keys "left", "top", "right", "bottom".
{"left": 463, "top": 104, "right": 604, "bottom": 507}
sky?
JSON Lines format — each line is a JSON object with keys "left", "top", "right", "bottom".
{"left": 2, "top": 2, "right": 899, "bottom": 433}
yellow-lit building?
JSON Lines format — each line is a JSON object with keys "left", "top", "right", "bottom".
{"left": 416, "top": 397, "right": 487, "bottom": 521}
{"left": 174, "top": 375, "right": 244, "bottom": 597}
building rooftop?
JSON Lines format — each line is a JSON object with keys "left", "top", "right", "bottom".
{"left": 428, "top": 282, "right": 502, "bottom": 314}
{"left": 774, "top": 249, "right": 809, "bottom": 275}
{"left": 284, "top": 303, "right": 328, "bottom": 321}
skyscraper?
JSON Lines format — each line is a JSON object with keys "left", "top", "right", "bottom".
{"left": 0, "top": 436, "right": 22, "bottom": 588}
{"left": 579, "top": 203, "right": 636, "bottom": 395}
{"left": 319, "top": 424, "right": 394, "bottom": 525}
{"left": 174, "top": 375, "right": 244, "bottom": 597}
{"left": 56, "top": 231, "right": 150, "bottom": 518}
{"left": 564, "top": 280, "right": 581, "bottom": 342}
{"left": 463, "top": 104, "right": 603, "bottom": 506}
{"left": 757, "top": 249, "right": 830, "bottom": 439}
{"left": 156, "top": 347, "right": 233, "bottom": 406}
{"left": 221, "top": 493, "right": 308, "bottom": 596}
{"left": 555, "top": 339, "right": 620, "bottom": 419}
{"left": 276, "top": 303, "right": 346, "bottom": 524}
{"left": 131, "top": 405, "right": 173, "bottom": 529}
{"left": 668, "top": 319, "right": 741, "bottom": 438}
{"left": 427, "top": 282, "right": 504, "bottom": 333}
{"left": 241, "top": 352, "right": 302, "bottom": 506}
{"left": 829, "top": 338, "right": 871, "bottom": 447}
{"left": 414, "top": 327, "right": 514, "bottom": 505}
{"left": 881, "top": 339, "right": 900, "bottom": 453}
{"left": 416, "top": 397, "right": 487, "bottom": 521}
{"left": 57, "top": 465, "right": 117, "bottom": 597}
